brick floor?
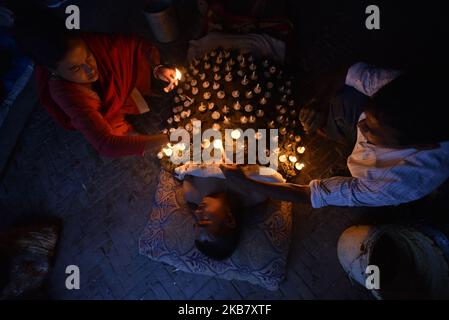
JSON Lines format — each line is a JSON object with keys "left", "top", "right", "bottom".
{"left": 0, "top": 0, "right": 382, "bottom": 300}
{"left": 0, "top": 104, "right": 373, "bottom": 300}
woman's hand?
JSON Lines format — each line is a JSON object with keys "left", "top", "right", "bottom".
{"left": 154, "top": 66, "right": 178, "bottom": 93}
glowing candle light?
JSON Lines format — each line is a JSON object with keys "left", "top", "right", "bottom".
{"left": 233, "top": 101, "right": 241, "bottom": 111}
{"left": 163, "top": 148, "right": 173, "bottom": 157}
{"left": 213, "top": 139, "right": 223, "bottom": 149}
{"left": 240, "top": 116, "right": 248, "bottom": 124}
{"left": 295, "top": 136, "right": 302, "bottom": 142}
{"left": 232, "top": 90, "right": 240, "bottom": 98}
{"left": 214, "top": 73, "right": 221, "bottom": 81}
{"left": 212, "top": 123, "right": 221, "bottom": 131}
{"left": 231, "top": 129, "right": 241, "bottom": 140}
{"left": 213, "top": 82, "right": 220, "bottom": 90}
{"left": 289, "top": 155, "right": 297, "bottom": 163}
{"left": 157, "top": 151, "right": 164, "bottom": 159}
{"left": 250, "top": 70, "right": 257, "bottom": 80}
{"left": 202, "top": 139, "right": 211, "bottom": 148}
{"left": 254, "top": 84, "right": 261, "bottom": 94}
{"left": 242, "top": 75, "right": 249, "bottom": 86}
{"left": 177, "top": 143, "right": 186, "bottom": 151}
{"left": 295, "top": 162, "right": 305, "bottom": 171}
{"left": 225, "top": 72, "right": 233, "bottom": 82}
{"left": 256, "top": 109, "right": 264, "bottom": 117}
{"left": 217, "top": 91, "right": 226, "bottom": 99}
{"left": 297, "top": 146, "right": 306, "bottom": 154}
{"left": 212, "top": 111, "right": 221, "bottom": 120}
{"left": 222, "top": 105, "right": 230, "bottom": 114}
{"left": 175, "top": 68, "right": 182, "bottom": 81}
{"left": 255, "top": 132, "right": 263, "bottom": 140}
{"left": 198, "top": 103, "right": 206, "bottom": 112}
{"left": 223, "top": 116, "right": 231, "bottom": 125}
{"left": 249, "top": 115, "right": 256, "bottom": 123}
{"left": 203, "top": 81, "right": 210, "bottom": 89}
{"left": 279, "top": 155, "right": 287, "bottom": 163}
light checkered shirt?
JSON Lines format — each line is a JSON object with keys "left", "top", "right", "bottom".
{"left": 309, "top": 63, "right": 449, "bottom": 208}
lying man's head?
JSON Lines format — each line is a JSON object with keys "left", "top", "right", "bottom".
{"left": 194, "top": 192, "right": 240, "bottom": 261}
{"left": 361, "top": 69, "right": 448, "bottom": 148}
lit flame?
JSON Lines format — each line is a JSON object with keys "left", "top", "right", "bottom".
{"left": 213, "top": 139, "right": 223, "bottom": 149}
{"left": 295, "top": 163, "right": 305, "bottom": 171}
{"left": 231, "top": 130, "right": 241, "bottom": 140}
{"left": 175, "top": 68, "right": 182, "bottom": 81}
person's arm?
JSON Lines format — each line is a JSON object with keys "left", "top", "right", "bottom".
{"left": 345, "top": 62, "right": 402, "bottom": 97}
{"left": 245, "top": 178, "right": 311, "bottom": 204}
{"left": 220, "top": 165, "right": 311, "bottom": 204}
{"left": 50, "top": 81, "right": 168, "bottom": 157}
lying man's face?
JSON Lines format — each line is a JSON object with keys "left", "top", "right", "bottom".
{"left": 194, "top": 193, "right": 236, "bottom": 242}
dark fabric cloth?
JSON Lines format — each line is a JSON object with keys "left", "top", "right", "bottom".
{"left": 325, "top": 85, "right": 368, "bottom": 146}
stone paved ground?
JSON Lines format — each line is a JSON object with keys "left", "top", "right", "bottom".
{"left": 0, "top": 99, "right": 374, "bottom": 300}
{"left": 0, "top": 0, "right": 394, "bottom": 300}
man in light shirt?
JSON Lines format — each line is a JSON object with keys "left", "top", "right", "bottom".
{"left": 221, "top": 63, "right": 449, "bottom": 208}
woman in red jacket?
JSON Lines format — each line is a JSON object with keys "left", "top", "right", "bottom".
{"left": 16, "top": 18, "right": 174, "bottom": 157}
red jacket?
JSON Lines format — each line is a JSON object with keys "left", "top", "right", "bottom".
{"left": 36, "top": 33, "right": 161, "bottom": 157}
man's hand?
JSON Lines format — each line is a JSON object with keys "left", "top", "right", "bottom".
{"left": 154, "top": 66, "right": 178, "bottom": 93}
{"left": 299, "top": 99, "right": 327, "bottom": 135}
{"left": 219, "top": 164, "right": 254, "bottom": 192}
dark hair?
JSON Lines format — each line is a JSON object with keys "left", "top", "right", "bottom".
{"left": 194, "top": 205, "right": 241, "bottom": 261}
{"left": 195, "top": 226, "right": 240, "bottom": 261}
{"left": 366, "top": 69, "right": 449, "bottom": 145}
{"left": 13, "top": 5, "right": 80, "bottom": 69}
